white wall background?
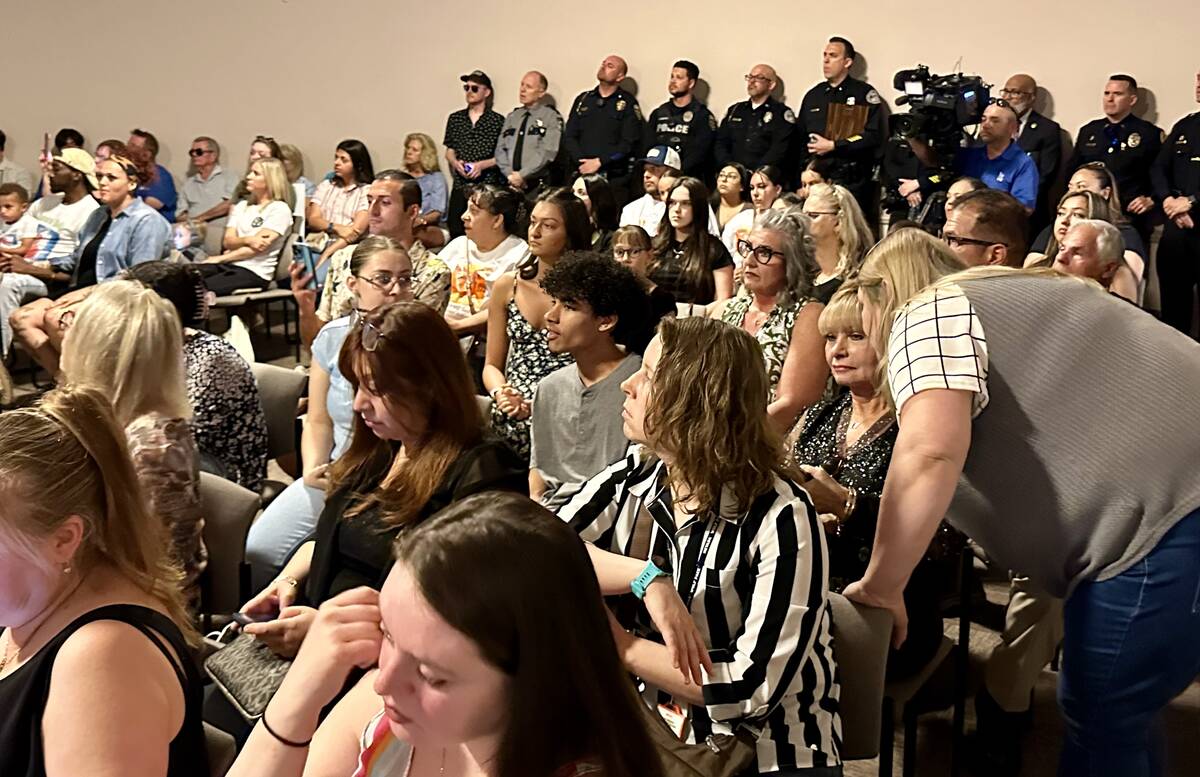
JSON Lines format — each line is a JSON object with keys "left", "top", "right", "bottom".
{"left": 4, "top": 0, "right": 1198, "bottom": 187}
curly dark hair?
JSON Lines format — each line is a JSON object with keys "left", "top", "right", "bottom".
{"left": 540, "top": 250, "right": 654, "bottom": 354}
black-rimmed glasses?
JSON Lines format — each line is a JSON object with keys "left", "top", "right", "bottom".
{"left": 737, "top": 239, "right": 786, "bottom": 264}
{"left": 943, "top": 232, "right": 1007, "bottom": 249}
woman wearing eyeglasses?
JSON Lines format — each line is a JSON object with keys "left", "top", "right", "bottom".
{"left": 791, "top": 282, "right": 948, "bottom": 679}
{"left": 613, "top": 224, "right": 677, "bottom": 323}
{"left": 721, "top": 165, "right": 784, "bottom": 260}
{"left": 803, "top": 183, "right": 874, "bottom": 304}
{"left": 198, "top": 157, "right": 294, "bottom": 295}
{"left": 244, "top": 237, "right": 414, "bottom": 600}
{"left": 707, "top": 206, "right": 827, "bottom": 433}
{"left": 240, "top": 299, "right": 525, "bottom": 660}
{"left": 710, "top": 162, "right": 752, "bottom": 231}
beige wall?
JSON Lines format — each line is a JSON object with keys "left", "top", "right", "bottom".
{"left": 5, "top": 0, "right": 1199, "bottom": 189}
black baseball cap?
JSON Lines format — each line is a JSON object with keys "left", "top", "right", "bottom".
{"left": 460, "top": 70, "right": 493, "bottom": 89}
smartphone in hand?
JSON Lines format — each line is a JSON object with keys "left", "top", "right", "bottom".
{"left": 231, "top": 611, "right": 276, "bottom": 627}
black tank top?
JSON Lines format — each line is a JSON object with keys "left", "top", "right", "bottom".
{"left": 0, "top": 604, "right": 209, "bottom": 777}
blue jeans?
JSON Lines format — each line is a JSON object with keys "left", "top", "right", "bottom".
{"left": 1058, "top": 508, "right": 1200, "bottom": 777}
{"left": 244, "top": 478, "right": 326, "bottom": 591}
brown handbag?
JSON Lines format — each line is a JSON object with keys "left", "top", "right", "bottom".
{"left": 639, "top": 701, "right": 759, "bottom": 777}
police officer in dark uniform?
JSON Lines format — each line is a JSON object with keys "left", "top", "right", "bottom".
{"left": 715, "top": 63, "right": 794, "bottom": 174}
{"left": 643, "top": 59, "right": 717, "bottom": 180}
{"left": 1151, "top": 70, "right": 1200, "bottom": 337}
{"left": 563, "top": 54, "right": 644, "bottom": 206}
{"left": 1066, "top": 74, "right": 1164, "bottom": 244}
{"left": 797, "top": 37, "right": 885, "bottom": 218}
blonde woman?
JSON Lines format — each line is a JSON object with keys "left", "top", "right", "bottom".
{"left": 60, "top": 280, "right": 205, "bottom": 603}
{"left": 0, "top": 386, "right": 207, "bottom": 776}
{"left": 278, "top": 142, "right": 315, "bottom": 201}
{"left": 802, "top": 182, "right": 875, "bottom": 303}
{"left": 402, "top": 132, "right": 448, "bottom": 247}
{"left": 200, "top": 157, "right": 294, "bottom": 294}
{"left": 847, "top": 233, "right": 1200, "bottom": 774}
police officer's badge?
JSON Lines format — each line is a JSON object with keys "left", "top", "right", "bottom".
{"left": 783, "top": 109, "right": 795, "bottom": 124}
{"left": 251, "top": 216, "right": 264, "bottom": 228}
{"left": 616, "top": 99, "right": 626, "bottom": 112}
{"left": 846, "top": 97, "right": 856, "bottom": 106}
{"left": 683, "top": 111, "right": 693, "bottom": 123}
{"left": 866, "top": 89, "right": 881, "bottom": 105}
{"left": 1128, "top": 132, "right": 1141, "bottom": 149}
{"left": 763, "top": 111, "right": 773, "bottom": 124}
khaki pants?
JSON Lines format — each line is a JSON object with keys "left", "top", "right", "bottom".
{"left": 984, "top": 575, "right": 1064, "bottom": 712}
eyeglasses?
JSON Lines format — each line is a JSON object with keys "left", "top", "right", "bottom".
{"left": 356, "top": 272, "right": 413, "bottom": 293}
{"left": 943, "top": 232, "right": 1007, "bottom": 249}
{"left": 999, "top": 88, "right": 1033, "bottom": 98}
{"left": 463, "top": 84, "right": 484, "bottom": 93}
{"left": 744, "top": 74, "right": 770, "bottom": 83}
{"left": 254, "top": 135, "right": 275, "bottom": 144}
{"left": 613, "top": 247, "right": 648, "bottom": 259}
{"left": 350, "top": 308, "right": 387, "bottom": 352}
{"left": 987, "top": 97, "right": 1012, "bottom": 108}
{"left": 716, "top": 172, "right": 741, "bottom": 181}
{"left": 737, "top": 239, "right": 786, "bottom": 264}
{"left": 188, "top": 148, "right": 212, "bottom": 157}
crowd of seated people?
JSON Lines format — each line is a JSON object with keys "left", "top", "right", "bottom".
{"left": 2, "top": 54, "right": 1200, "bottom": 777}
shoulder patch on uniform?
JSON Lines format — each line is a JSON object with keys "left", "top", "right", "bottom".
{"left": 634, "top": 104, "right": 644, "bottom": 121}
{"left": 708, "top": 114, "right": 717, "bottom": 130}
{"left": 783, "top": 109, "right": 795, "bottom": 124}
{"left": 866, "top": 89, "right": 881, "bottom": 105}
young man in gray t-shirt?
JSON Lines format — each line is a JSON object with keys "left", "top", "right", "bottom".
{"left": 529, "top": 252, "right": 655, "bottom": 509}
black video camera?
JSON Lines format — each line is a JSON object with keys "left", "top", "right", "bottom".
{"left": 892, "top": 66, "right": 989, "bottom": 142}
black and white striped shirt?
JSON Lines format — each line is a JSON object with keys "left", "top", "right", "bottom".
{"left": 558, "top": 446, "right": 842, "bottom": 772}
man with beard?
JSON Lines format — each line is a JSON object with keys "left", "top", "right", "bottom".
{"left": 643, "top": 60, "right": 716, "bottom": 179}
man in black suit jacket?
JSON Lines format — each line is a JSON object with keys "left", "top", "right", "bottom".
{"left": 1002, "top": 74, "right": 1061, "bottom": 235}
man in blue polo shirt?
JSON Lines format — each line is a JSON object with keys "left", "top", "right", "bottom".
{"left": 956, "top": 101, "right": 1038, "bottom": 212}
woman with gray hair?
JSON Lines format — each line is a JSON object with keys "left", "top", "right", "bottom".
{"left": 708, "top": 205, "right": 828, "bottom": 432}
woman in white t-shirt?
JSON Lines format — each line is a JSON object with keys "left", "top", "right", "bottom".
{"left": 200, "top": 158, "right": 294, "bottom": 295}
{"left": 442, "top": 185, "right": 529, "bottom": 337}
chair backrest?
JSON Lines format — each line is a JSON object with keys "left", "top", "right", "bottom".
{"left": 250, "top": 362, "right": 308, "bottom": 460}
{"left": 828, "top": 592, "right": 893, "bottom": 760}
{"left": 203, "top": 721, "right": 237, "bottom": 777}
{"left": 198, "top": 472, "right": 261, "bottom": 617}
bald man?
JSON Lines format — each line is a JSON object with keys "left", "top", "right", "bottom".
{"left": 496, "top": 71, "right": 563, "bottom": 197}
{"left": 563, "top": 54, "right": 644, "bottom": 204}
{"left": 959, "top": 103, "right": 1039, "bottom": 211}
{"left": 1002, "top": 73, "right": 1061, "bottom": 232}
{"left": 715, "top": 62, "right": 795, "bottom": 172}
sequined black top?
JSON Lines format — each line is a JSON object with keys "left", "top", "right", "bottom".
{"left": 793, "top": 391, "right": 896, "bottom": 589}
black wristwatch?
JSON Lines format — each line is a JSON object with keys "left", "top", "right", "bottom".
{"left": 325, "top": 224, "right": 337, "bottom": 236}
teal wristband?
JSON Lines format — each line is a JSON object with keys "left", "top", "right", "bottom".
{"left": 631, "top": 559, "right": 669, "bottom": 600}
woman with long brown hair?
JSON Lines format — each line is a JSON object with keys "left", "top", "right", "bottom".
{"left": 649, "top": 176, "right": 734, "bottom": 305}
{"left": 559, "top": 316, "right": 841, "bottom": 776}
{"left": 240, "top": 302, "right": 526, "bottom": 658}
{"left": 0, "top": 386, "right": 207, "bottom": 776}
{"left": 228, "top": 493, "right": 663, "bottom": 777}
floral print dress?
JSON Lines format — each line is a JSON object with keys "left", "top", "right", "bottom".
{"left": 490, "top": 295, "right": 573, "bottom": 459}
{"left": 718, "top": 295, "right": 811, "bottom": 400}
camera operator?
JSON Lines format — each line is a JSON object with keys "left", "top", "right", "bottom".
{"left": 899, "top": 101, "right": 1038, "bottom": 215}
{"left": 797, "top": 37, "right": 886, "bottom": 217}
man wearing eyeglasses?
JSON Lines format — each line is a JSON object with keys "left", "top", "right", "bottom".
{"left": 797, "top": 37, "right": 885, "bottom": 216}
{"left": 1066, "top": 75, "right": 1164, "bottom": 244}
{"left": 715, "top": 63, "right": 794, "bottom": 174}
{"left": 903, "top": 102, "right": 1038, "bottom": 216}
{"left": 1003, "top": 74, "right": 1061, "bottom": 234}
{"left": 176, "top": 136, "right": 235, "bottom": 255}
{"left": 941, "top": 188, "right": 1028, "bottom": 267}
{"left": 563, "top": 55, "right": 644, "bottom": 205}
{"left": 444, "top": 70, "right": 506, "bottom": 238}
